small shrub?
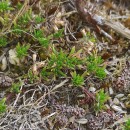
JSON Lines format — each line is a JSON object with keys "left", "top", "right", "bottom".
{"left": 28, "top": 70, "right": 39, "bottom": 83}
{"left": 0, "top": 98, "right": 6, "bottom": 114}
{"left": 87, "top": 55, "right": 106, "bottom": 79}
{"left": 16, "top": 43, "right": 30, "bottom": 58}
{"left": 124, "top": 119, "right": 130, "bottom": 130}
{"left": 0, "top": 0, "right": 14, "bottom": 12}
{"left": 34, "top": 29, "right": 43, "bottom": 39}
{"left": 18, "top": 10, "right": 32, "bottom": 25}
{"left": 95, "top": 67, "right": 106, "bottom": 79}
{"left": 16, "top": 2, "right": 23, "bottom": 10}
{"left": 48, "top": 47, "right": 83, "bottom": 77}
{"left": 71, "top": 71, "right": 84, "bottom": 87}
{"left": 0, "top": 37, "right": 7, "bottom": 47}
{"left": 49, "top": 48, "right": 67, "bottom": 76}
{"left": 95, "top": 89, "right": 109, "bottom": 113}
{"left": 35, "top": 15, "right": 45, "bottom": 23}
{"left": 11, "top": 82, "right": 21, "bottom": 93}
{"left": 38, "top": 37, "right": 50, "bottom": 48}
{"left": 12, "top": 24, "right": 23, "bottom": 35}
{"left": 53, "top": 28, "right": 64, "bottom": 38}
{"left": 40, "top": 67, "right": 51, "bottom": 80}
{"left": 33, "top": 29, "right": 50, "bottom": 47}
{"left": 85, "top": 32, "right": 96, "bottom": 43}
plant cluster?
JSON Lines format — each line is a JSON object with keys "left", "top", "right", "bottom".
{"left": 16, "top": 43, "right": 30, "bottom": 59}
{"left": 41, "top": 47, "right": 83, "bottom": 78}
{"left": 35, "top": 15, "right": 45, "bottom": 24}
{"left": 34, "top": 29, "right": 50, "bottom": 48}
{"left": 71, "top": 71, "right": 84, "bottom": 87}
{"left": 0, "top": 98, "right": 6, "bottom": 115}
{"left": 124, "top": 119, "right": 130, "bottom": 130}
{"left": 11, "top": 82, "right": 21, "bottom": 93}
{"left": 0, "top": 37, "right": 7, "bottom": 47}
{"left": 0, "top": 0, "right": 13, "bottom": 12}
{"left": 87, "top": 54, "right": 106, "bottom": 79}
{"left": 95, "top": 89, "right": 109, "bottom": 113}
{"left": 85, "top": 32, "right": 96, "bottom": 43}
{"left": 18, "top": 9, "right": 32, "bottom": 25}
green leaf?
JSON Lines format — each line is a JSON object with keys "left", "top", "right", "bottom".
{"left": 0, "top": 98, "right": 6, "bottom": 114}
{"left": 95, "top": 89, "right": 109, "bottom": 112}
{"left": 53, "top": 28, "right": 64, "bottom": 38}
{"left": 71, "top": 71, "right": 84, "bottom": 87}
{"left": 16, "top": 43, "right": 30, "bottom": 58}
{"left": 0, "top": 37, "right": 7, "bottom": 47}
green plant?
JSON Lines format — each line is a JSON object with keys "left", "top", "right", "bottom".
{"left": 95, "top": 89, "right": 109, "bottom": 113}
{"left": 12, "top": 24, "right": 23, "bottom": 35}
{"left": 0, "top": 98, "right": 6, "bottom": 114}
{"left": 11, "top": 82, "right": 21, "bottom": 93}
{"left": 71, "top": 71, "right": 84, "bottom": 87}
{"left": 18, "top": 9, "right": 32, "bottom": 25}
{"left": 16, "top": 43, "right": 30, "bottom": 58}
{"left": 85, "top": 32, "right": 96, "bottom": 43}
{"left": 53, "top": 28, "right": 64, "bottom": 38}
{"left": 66, "top": 47, "right": 83, "bottom": 69}
{"left": 95, "top": 67, "right": 106, "bottom": 79}
{"left": 34, "top": 29, "right": 43, "bottom": 39}
{"left": 0, "top": 0, "right": 14, "bottom": 12}
{"left": 16, "top": 2, "right": 23, "bottom": 9}
{"left": 35, "top": 15, "right": 45, "bottom": 23}
{"left": 49, "top": 48, "right": 67, "bottom": 76}
{"left": 33, "top": 29, "right": 50, "bottom": 47}
{"left": 124, "top": 119, "right": 130, "bottom": 130}
{"left": 87, "top": 54, "right": 106, "bottom": 79}
{"left": 28, "top": 70, "right": 39, "bottom": 83}
{"left": 40, "top": 67, "right": 51, "bottom": 80}
{"left": 0, "top": 37, "right": 7, "bottom": 47}
{"left": 48, "top": 47, "right": 83, "bottom": 77}
{"left": 38, "top": 37, "right": 50, "bottom": 48}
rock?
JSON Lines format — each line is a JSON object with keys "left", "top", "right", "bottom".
{"left": 113, "top": 98, "right": 120, "bottom": 105}
{"left": 89, "top": 87, "right": 96, "bottom": 92}
{"left": 76, "top": 118, "right": 88, "bottom": 124}
{"left": 0, "top": 75, "right": 13, "bottom": 88}
{"left": 109, "top": 87, "right": 114, "bottom": 95}
{"left": 111, "top": 105, "right": 126, "bottom": 113}
{"left": 115, "top": 94, "right": 124, "bottom": 98}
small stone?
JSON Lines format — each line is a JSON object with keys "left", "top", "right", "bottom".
{"left": 113, "top": 98, "right": 120, "bottom": 105}
{"left": 115, "top": 94, "right": 124, "bottom": 98}
{"left": 111, "top": 105, "right": 126, "bottom": 113}
{"left": 109, "top": 87, "right": 114, "bottom": 95}
{"left": 76, "top": 118, "right": 88, "bottom": 124}
{"left": 89, "top": 87, "right": 96, "bottom": 92}
{"left": 120, "top": 102, "right": 126, "bottom": 109}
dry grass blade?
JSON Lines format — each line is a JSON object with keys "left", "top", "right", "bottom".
{"left": 51, "top": 79, "right": 69, "bottom": 92}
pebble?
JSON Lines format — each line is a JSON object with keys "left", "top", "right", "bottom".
{"left": 113, "top": 98, "right": 120, "bottom": 105}
{"left": 111, "top": 105, "right": 126, "bottom": 113}
{"left": 109, "top": 87, "right": 114, "bottom": 95}
{"left": 89, "top": 87, "right": 96, "bottom": 92}
{"left": 115, "top": 94, "right": 124, "bottom": 98}
{"left": 76, "top": 118, "right": 88, "bottom": 124}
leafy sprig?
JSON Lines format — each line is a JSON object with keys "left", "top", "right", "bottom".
{"left": 71, "top": 71, "right": 84, "bottom": 87}
{"left": 0, "top": 98, "right": 6, "bottom": 115}
{"left": 95, "top": 89, "right": 109, "bottom": 113}
{"left": 16, "top": 43, "right": 30, "bottom": 59}
{"left": 87, "top": 55, "right": 106, "bottom": 79}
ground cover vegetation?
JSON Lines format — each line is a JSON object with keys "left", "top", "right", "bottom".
{"left": 0, "top": 0, "right": 130, "bottom": 129}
